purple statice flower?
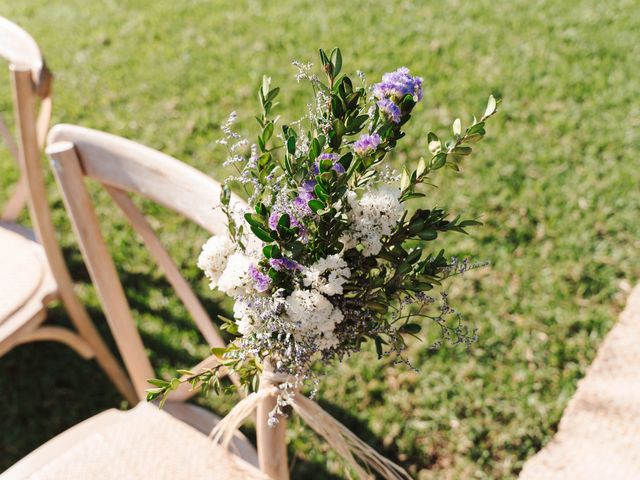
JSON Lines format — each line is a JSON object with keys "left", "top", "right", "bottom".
{"left": 269, "top": 257, "right": 302, "bottom": 272}
{"left": 248, "top": 264, "right": 271, "bottom": 292}
{"left": 353, "top": 133, "right": 381, "bottom": 156}
{"left": 268, "top": 212, "right": 280, "bottom": 230}
{"left": 377, "top": 98, "right": 402, "bottom": 123}
{"left": 318, "top": 152, "right": 339, "bottom": 162}
{"left": 372, "top": 67, "right": 423, "bottom": 102}
{"left": 293, "top": 196, "right": 313, "bottom": 217}
{"left": 299, "top": 180, "right": 316, "bottom": 201}
{"left": 313, "top": 153, "right": 345, "bottom": 175}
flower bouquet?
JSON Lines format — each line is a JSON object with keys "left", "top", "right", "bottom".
{"left": 147, "top": 48, "right": 497, "bottom": 476}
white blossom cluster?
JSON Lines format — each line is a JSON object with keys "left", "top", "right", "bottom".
{"left": 197, "top": 236, "right": 235, "bottom": 288}
{"left": 341, "top": 186, "right": 404, "bottom": 256}
{"left": 284, "top": 289, "right": 344, "bottom": 350}
{"left": 302, "top": 254, "right": 351, "bottom": 296}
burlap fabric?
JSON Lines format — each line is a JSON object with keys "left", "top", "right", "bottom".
{"left": 5, "top": 402, "right": 267, "bottom": 480}
{"left": 0, "top": 226, "right": 45, "bottom": 323}
{"left": 519, "top": 284, "right": 640, "bottom": 479}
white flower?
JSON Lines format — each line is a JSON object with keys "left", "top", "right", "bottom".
{"left": 285, "top": 289, "right": 343, "bottom": 350}
{"left": 233, "top": 299, "right": 254, "bottom": 335}
{"left": 302, "top": 254, "right": 351, "bottom": 296}
{"left": 197, "top": 235, "right": 235, "bottom": 289}
{"left": 217, "top": 252, "right": 255, "bottom": 296}
{"left": 341, "top": 186, "right": 404, "bottom": 256}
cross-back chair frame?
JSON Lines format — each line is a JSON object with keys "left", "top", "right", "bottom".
{"left": 47, "top": 124, "right": 288, "bottom": 477}
{"left": 0, "top": 17, "right": 135, "bottom": 403}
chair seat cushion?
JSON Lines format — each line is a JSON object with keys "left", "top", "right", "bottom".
{"left": 0, "top": 223, "right": 49, "bottom": 324}
{"left": 519, "top": 284, "right": 640, "bottom": 479}
{"left": 2, "top": 402, "right": 267, "bottom": 480}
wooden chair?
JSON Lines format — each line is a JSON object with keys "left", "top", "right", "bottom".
{"left": 0, "top": 17, "right": 136, "bottom": 402}
{"left": 1, "top": 124, "right": 263, "bottom": 479}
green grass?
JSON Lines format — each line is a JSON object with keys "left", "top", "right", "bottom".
{"left": 1, "top": 0, "right": 639, "bottom": 478}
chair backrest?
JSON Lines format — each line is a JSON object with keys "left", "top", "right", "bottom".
{"left": 0, "top": 16, "right": 53, "bottom": 224}
{"left": 47, "top": 124, "right": 240, "bottom": 400}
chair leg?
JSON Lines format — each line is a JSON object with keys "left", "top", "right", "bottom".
{"left": 58, "top": 283, "right": 138, "bottom": 404}
{"left": 13, "top": 325, "right": 95, "bottom": 359}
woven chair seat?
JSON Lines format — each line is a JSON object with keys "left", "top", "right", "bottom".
{"left": 0, "top": 223, "right": 57, "bottom": 335}
{"left": 2, "top": 402, "right": 266, "bottom": 479}
{"left": 520, "top": 284, "right": 640, "bottom": 479}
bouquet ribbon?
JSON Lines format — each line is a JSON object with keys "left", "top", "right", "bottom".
{"left": 210, "top": 370, "right": 411, "bottom": 480}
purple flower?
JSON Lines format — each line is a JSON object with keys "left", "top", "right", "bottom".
{"left": 269, "top": 257, "right": 302, "bottom": 272}
{"left": 293, "top": 196, "right": 313, "bottom": 217}
{"left": 268, "top": 212, "right": 280, "bottom": 230}
{"left": 353, "top": 133, "right": 381, "bottom": 156}
{"left": 372, "top": 67, "right": 423, "bottom": 102}
{"left": 313, "top": 153, "right": 345, "bottom": 175}
{"left": 300, "top": 180, "right": 316, "bottom": 201}
{"left": 318, "top": 153, "right": 339, "bottom": 162}
{"left": 377, "top": 98, "right": 402, "bottom": 123}
{"left": 249, "top": 264, "right": 271, "bottom": 292}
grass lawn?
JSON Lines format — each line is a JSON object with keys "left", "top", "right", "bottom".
{"left": 1, "top": 0, "right": 638, "bottom": 478}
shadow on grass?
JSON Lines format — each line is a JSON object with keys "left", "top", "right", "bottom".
{"left": 2, "top": 246, "right": 392, "bottom": 479}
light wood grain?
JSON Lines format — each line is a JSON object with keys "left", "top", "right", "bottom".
{"left": 46, "top": 125, "right": 263, "bottom": 472}
{"left": 47, "top": 141, "right": 155, "bottom": 399}
{"left": 0, "top": 16, "right": 136, "bottom": 404}
{"left": 256, "top": 361, "right": 290, "bottom": 480}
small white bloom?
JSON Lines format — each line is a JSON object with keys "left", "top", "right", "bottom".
{"left": 197, "top": 235, "right": 235, "bottom": 289}
{"left": 285, "top": 289, "right": 343, "bottom": 350}
{"left": 233, "top": 299, "right": 255, "bottom": 336}
{"left": 302, "top": 254, "right": 351, "bottom": 296}
{"left": 341, "top": 186, "right": 404, "bottom": 256}
{"left": 217, "top": 252, "right": 255, "bottom": 296}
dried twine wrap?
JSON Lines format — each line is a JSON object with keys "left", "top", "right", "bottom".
{"left": 210, "top": 369, "right": 411, "bottom": 480}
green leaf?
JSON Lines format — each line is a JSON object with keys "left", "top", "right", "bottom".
{"left": 148, "top": 378, "right": 169, "bottom": 388}
{"left": 278, "top": 213, "right": 291, "bottom": 229}
{"left": 406, "top": 248, "right": 422, "bottom": 264}
{"left": 314, "top": 183, "right": 330, "bottom": 202}
{"left": 211, "top": 347, "right": 228, "bottom": 358}
{"left": 458, "top": 219, "right": 483, "bottom": 227}
{"left": 453, "top": 118, "right": 462, "bottom": 136}
{"left": 332, "top": 48, "right": 342, "bottom": 77}
{"left": 416, "top": 158, "right": 427, "bottom": 177}
{"left": 244, "top": 213, "right": 263, "bottom": 229}
{"left": 319, "top": 159, "right": 334, "bottom": 173}
{"left": 452, "top": 146, "right": 472, "bottom": 155}
{"left": 484, "top": 95, "right": 497, "bottom": 118}
{"left": 431, "top": 153, "right": 447, "bottom": 170}
{"left": 287, "top": 136, "right": 296, "bottom": 154}
{"left": 250, "top": 225, "right": 274, "bottom": 243}
{"left": 467, "top": 122, "right": 486, "bottom": 135}
{"left": 308, "top": 199, "right": 325, "bottom": 213}
{"left": 418, "top": 230, "right": 438, "bottom": 241}
{"left": 261, "top": 76, "right": 271, "bottom": 99}
{"left": 375, "top": 336, "right": 383, "bottom": 359}
{"left": 310, "top": 137, "right": 321, "bottom": 160}
{"left": 262, "top": 123, "right": 274, "bottom": 143}
{"left": 400, "top": 323, "right": 422, "bottom": 334}
{"left": 400, "top": 168, "right": 411, "bottom": 191}
{"left": 412, "top": 282, "right": 434, "bottom": 291}
{"left": 266, "top": 87, "right": 280, "bottom": 102}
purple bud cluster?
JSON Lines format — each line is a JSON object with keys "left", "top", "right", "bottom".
{"left": 248, "top": 264, "right": 271, "bottom": 292}
{"left": 352, "top": 133, "right": 381, "bottom": 156}
{"left": 372, "top": 67, "right": 423, "bottom": 102}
